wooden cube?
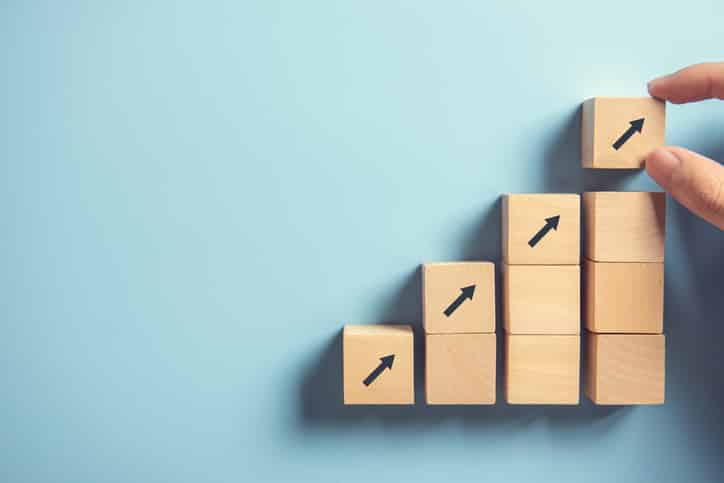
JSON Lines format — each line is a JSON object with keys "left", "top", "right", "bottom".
{"left": 425, "top": 333, "right": 496, "bottom": 405}
{"left": 583, "top": 191, "right": 666, "bottom": 263}
{"left": 343, "top": 325, "right": 414, "bottom": 405}
{"left": 502, "top": 193, "right": 580, "bottom": 265}
{"left": 422, "top": 262, "right": 495, "bottom": 334}
{"left": 503, "top": 264, "right": 580, "bottom": 334}
{"left": 585, "top": 259, "right": 664, "bottom": 334}
{"left": 505, "top": 335, "right": 580, "bottom": 404}
{"left": 582, "top": 97, "right": 666, "bottom": 169}
{"left": 585, "top": 334, "right": 665, "bottom": 405}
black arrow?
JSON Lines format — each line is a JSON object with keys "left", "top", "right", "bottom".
{"left": 612, "top": 118, "right": 645, "bottom": 150}
{"left": 443, "top": 285, "right": 476, "bottom": 317}
{"left": 528, "top": 215, "right": 560, "bottom": 247}
{"left": 363, "top": 355, "right": 395, "bottom": 386}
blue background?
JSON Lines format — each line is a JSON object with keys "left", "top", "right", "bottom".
{"left": 3, "top": 2, "right": 724, "bottom": 482}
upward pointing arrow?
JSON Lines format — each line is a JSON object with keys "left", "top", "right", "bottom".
{"left": 443, "top": 285, "right": 476, "bottom": 317}
{"left": 612, "top": 118, "right": 645, "bottom": 150}
{"left": 528, "top": 215, "right": 560, "bottom": 248}
{"left": 362, "top": 355, "right": 395, "bottom": 386}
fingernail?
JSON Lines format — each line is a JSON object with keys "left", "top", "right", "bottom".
{"left": 648, "top": 76, "right": 666, "bottom": 95}
{"left": 645, "top": 147, "right": 680, "bottom": 191}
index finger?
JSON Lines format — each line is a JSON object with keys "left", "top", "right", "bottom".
{"left": 648, "top": 62, "right": 724, "bottom": 104}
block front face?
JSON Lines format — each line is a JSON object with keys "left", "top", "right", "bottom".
{"left": 585, "top": 334, "right": 665, "bottom": 405}
{"left": 503, "top": 264, "right": 580, "bottom": 334}
{"left": 585, "top": 259, "right": 664, "bottom": 333}
{"left": 343, "top": 325, "right": 414, "bottom": 405}
{"left": 583, "top": 191, "right": 666, "bottom": 262}
{"left": 425, "top": 333, "right": 496, "bottom": 405}
{"left": 422, "top": 262, "right": 495, "bottom": 334}
{"left": 582, "top": 97, "right": 666, "bottom": 169}
{"left": 505, "top": 335, "right": 580, "bottom": 404}
{"left": 502, "top": 194, "right": 580, "bottom": 265}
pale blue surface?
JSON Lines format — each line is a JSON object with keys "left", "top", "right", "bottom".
{"left": 2, "top": 2, "right": 724, "bottom": 482}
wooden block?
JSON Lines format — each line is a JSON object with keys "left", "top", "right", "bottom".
{"left": 502, "top": 193, "right": 580, "bottom": 265}
{"left": 343, "top": 325, "right": 414, "bottom": 405}
{"left": 425, "top": 333, "right": 496, "bottom": 405}
{"left": 422, "top": 262, "right": 495, "bottom": 334}
{"left": 585, "top": 259, "right": 664, "bottom": 334}
{"left": 583, "top": 191, "right": 666, "bottom": 262}
{"left": 505, "top": 334, "right": 580, "bottom": 404}
{"left": 585, "top": 334, "right": 665, "bottom": 405}
{"left": 503, "top": 264, "right": 580, "bottom": 334}
{"left": 582, "top": 97, "right": 666, "bottom": 169}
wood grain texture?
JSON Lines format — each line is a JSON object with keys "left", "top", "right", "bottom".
{"left": 503, "top": 264, "right": 580, "bottom": 334}
{"left": 422, "top": 262, "right": 495, "bottom": 334}
{"left": 585, "top": 259, "right": 664, "bottom": 333}
{"left": 425, "top": 333, "right": 496, "bottom": 405}
{"left": 343, "top": 325, "right": 414, "bottom": 405}
{"left": 502, "top": 193, "right": 580, "bottom": 265}
{"left": 585, "top": 334, "right": 665, "bottom": 405}
{"left": 505, "top": 334, "right": 580, "bottom": 405}
{"left": 583, "top": 191, "right": 666, "bottom": 262}
{"left": 581, "top": 97, "right": 666, "bottom": 169}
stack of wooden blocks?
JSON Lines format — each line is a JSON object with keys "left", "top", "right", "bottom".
{"left": 422, "top": 262, "right": 496, "bottom": 404}
{"left": 341, "top": 96, "right": 668, "bottom": 407}
{"left": 582, "top": 192, "right": 666, "bottom": 404}
{"left": 502, "top": 194, "right": 581, "bottom": 404}
{"left": 581, "top": 97, "right": 667, "bottom": 405}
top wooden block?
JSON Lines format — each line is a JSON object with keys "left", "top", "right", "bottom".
{"left": 583, "top": 191, "right": 666, "bottom": 262}
{"left": 582, "top": 97, "right": 666, "bottom": 169}
{"left": 422, "top": 262, "right": 495, "bottom": 334}
{"left": 502, "top": 194, "right": 580, "bottom": 265}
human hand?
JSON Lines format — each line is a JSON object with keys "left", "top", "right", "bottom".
{"left": 646, "top": 62, "right": 724, "bottom": 230}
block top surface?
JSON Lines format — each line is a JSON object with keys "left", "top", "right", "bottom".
{"left": 343, "top": 324, "right": 412, "bottom": 337}
{"left": 583, "top": 191, "right": 666, "bottom": 262}
{"left": 502, "top": 193, "right": 580, "bottom": 265}
{"left": 423, "top": 261, "right": 494, "bottom": 269}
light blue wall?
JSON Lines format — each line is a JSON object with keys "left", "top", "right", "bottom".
{"left": 2, "top": 2, "right": 724, "bottom": 482}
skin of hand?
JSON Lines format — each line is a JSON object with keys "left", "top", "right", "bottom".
{"left": 646, "top": 62, "right": 724, "bottom": 230}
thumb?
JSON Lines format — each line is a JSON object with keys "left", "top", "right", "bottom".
{"left": 646, "top": 147, "right": 724, "bottom": 229}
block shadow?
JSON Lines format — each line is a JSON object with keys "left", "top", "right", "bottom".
{"left": 540, "top": 104, "right": 643, "bottom": 193}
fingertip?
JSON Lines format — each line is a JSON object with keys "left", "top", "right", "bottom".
{"left": 647, "top": 75, "right": 671, "bottom": 101}
{"left": 645, "top": 147, "right": 681, "bottom": 192}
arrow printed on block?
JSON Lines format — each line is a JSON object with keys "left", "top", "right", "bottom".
{"left": 612, "top": 118, "right": 645, "bottom": 150}
{"left": 443, "top": 285, "right": 476, "bottom": 317}
{"left": 362, "top": 355, "right": 395, "bottom": 386}
{"left": 528, "top": 215, "right": 560, "bottom": 248}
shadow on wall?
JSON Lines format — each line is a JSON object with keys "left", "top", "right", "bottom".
{"left": 664, "top": 194, "right": 724, "bottom": 451}
{"left": 540, "top": 104, "right": 643, "bottom": 193}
